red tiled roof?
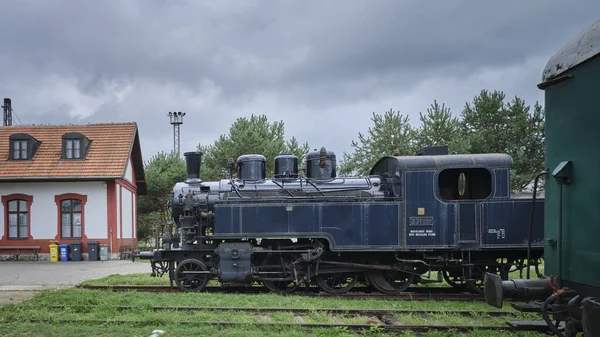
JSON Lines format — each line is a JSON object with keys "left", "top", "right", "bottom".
{"left": 0, "top": 122, "right": 146, "bottom": 194}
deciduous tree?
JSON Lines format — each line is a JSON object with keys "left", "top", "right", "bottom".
{"left": 137, "top": 151, "right": 187, "bottom": 215}
{"left": 136, "top": 150, "right": 187, "bottom": 242}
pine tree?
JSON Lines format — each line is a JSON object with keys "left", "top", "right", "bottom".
{"left": 339, "top": 109, "right": 415, "bottom": 176}
{"left": 415, "top": 100, "right": 469, "bottom": 154}
{"left": 460, "top": 90, "right": 545, "bottom": 191}
{"left": 197, "top": 114, "right": 310, "bottom": 180}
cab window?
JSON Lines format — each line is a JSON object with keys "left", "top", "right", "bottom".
{"left": 438, "top": 168, "right": 491, "bottom": 200}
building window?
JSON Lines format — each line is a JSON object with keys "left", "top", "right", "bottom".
{"left": 54, "top": 193, "right": 87, "bottom": 240}
{"left": 65, "top": 139, "right": 81, "bottom": 159}
{"left": 13, "top": 140, "right": 28, "bottom": 159}
{"left": 61, "top": 132, "right": 91, "bottom": 160}
{"left": 7, "top": 200, "right": 28, "bottom": 239}
{"left": 2, "top": 194, "right": 33, "bottom": 240}
{"left": 61, "top": 199, "right": 82, "bottom": 238}
{"left": 438, "top": 168, "right": 492, "bottom": 201}
{"left": 8, "top": 133, "right": 41, "bottom": 160}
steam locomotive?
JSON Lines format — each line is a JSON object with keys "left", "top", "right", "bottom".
{"left": 138, "top": 146, "right": 544, "bottom": 295}
{"left": 483, "top": 19, "right": 600, "bottom": 337}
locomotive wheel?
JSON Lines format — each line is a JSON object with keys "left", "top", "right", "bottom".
{"left": 174, "top": 259, "right": 210, "bottom": 292}
{"left": 315, "top": 272, "right": 359, "bottom": 294}
{"left": 441, "top": 270, "right": 466, "bottom": 288}
{"left": 367, "top": 269, "right": 415, "bottom": 294}
{"left": 259, "top": 254, "right": 300, "bottom": 294}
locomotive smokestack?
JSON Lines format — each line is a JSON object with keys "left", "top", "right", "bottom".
{"left": 184, "top": 151, "right": 203, "bottom": 183}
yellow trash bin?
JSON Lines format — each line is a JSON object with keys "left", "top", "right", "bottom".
{"left": 49, "top": 240, "right": 59, "bottom": 262}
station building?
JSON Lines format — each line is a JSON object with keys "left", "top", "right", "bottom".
{"left": 0, "top": 122, "right": 146, "bottom": 260}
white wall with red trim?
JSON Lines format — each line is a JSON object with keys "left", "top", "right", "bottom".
{"left": 1, "top": 181, "right": 107, "bottom": 240}
{"left": 117, "top": 186, "right": 134, "bottom": 239}
{"left": 124, "top": 158, "right": 133, "bottom": 183}
{"left": 1, "top": 180, "right": 139, "bottom": 260}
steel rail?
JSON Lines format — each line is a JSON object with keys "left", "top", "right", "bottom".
{"left": 33, "top": 304, "right": 516, "bottom": 317}
{"left": 20, "top": 318, "right": 519, "bottom": 332}
{"left": 78, "top": 285, "right": 485, "bottom": 300}
{"left": 78, "top": 284, "right": 471, "bottom": 293}
{"left": 77, "top": 285, "right": 485, "bottom": 300}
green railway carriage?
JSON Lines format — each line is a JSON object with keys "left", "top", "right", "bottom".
{"left": 540, "top": 20, "right": 600, "bottom": 298}
{"left": 484, "top": 19, "right": 600, "bottom": 337}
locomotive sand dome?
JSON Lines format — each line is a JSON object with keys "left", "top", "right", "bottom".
{"left": 484, "top": 19, "right": 600, "bottom": 336}
{"left": 306, "top": 147, "right": 336, "bottom": 180}
{"left": 237, "top": 154, "right": 266, "bottom": 181}
{"left": 274, "top": 153, "right": 299, "bottom": 179}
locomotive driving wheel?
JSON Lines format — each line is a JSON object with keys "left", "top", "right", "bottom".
{"left": 441, "top": 269, "right": 467, "bottom": 288}
{"left": 367, "top": 269, "right": 415, "bottom": 294}
{"left": 174, "top": 259, "right": 210, "bottom": 292}
{"left": 259, "top": 253, "right": 301, "bottom": 294}
{"left": 315, "top": 272, "right": 359, "bottom": 294}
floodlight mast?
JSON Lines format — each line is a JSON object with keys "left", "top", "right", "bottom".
{"left": 3, "top": 98, "right": 12, "bottom": 126}
{"left": 167, "top": 111, "right": 185, "bottom": 156}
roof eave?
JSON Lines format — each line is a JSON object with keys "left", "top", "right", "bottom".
{"left": 0, "top": 176, "right": 121, "bottom": 181}
{"left": 126, "top": 124, "right": 147, "bottom": 195}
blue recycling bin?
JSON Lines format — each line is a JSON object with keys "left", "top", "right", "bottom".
{"left": 59, "top": 244, "right": 70, "bottom": 262}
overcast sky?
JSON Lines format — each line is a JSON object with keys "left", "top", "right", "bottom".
{"left": 1, "top": 1, "right": 599, "bottom": 165}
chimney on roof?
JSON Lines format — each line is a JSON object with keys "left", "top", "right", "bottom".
{"left": 3, "top": 98, "right": 12, "bottom": 126}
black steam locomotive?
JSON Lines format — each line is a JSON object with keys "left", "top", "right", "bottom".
{"left": 138, "top": 146, "right": 544, "bottom": 295}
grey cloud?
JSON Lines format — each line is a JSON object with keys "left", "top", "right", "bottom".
{"left": 0, "top": 0, "right": 599, "bottom": 162}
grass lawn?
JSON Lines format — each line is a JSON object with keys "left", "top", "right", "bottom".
{"left": 0, "top": 261, "right": 548, "bottom": 336}
{"left": 1, "top": 281, "right": 550, "bottom": 336}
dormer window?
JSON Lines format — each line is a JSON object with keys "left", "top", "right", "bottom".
{"left": 62, "top": 132, "right": 91, "bottom": 159}
{"left": 13, "top": 140, "right": 27, "bottom": 159}
{"left": 9, "top": 133, "right": 41, "bottom": 160}
{"left": 65, "top": 139, "right": 81, "bottom": 159}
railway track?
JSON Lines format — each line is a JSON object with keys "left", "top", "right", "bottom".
{"left": 35, "top": 304, "right": 516, "bottom": 317}
{"left": 17, "top": 318, "right": 528, "bottom": 333}
{"left": 16, "top": 305, "right": 550, "bottom": 333}
{"left": 78, "top": 284, "right": 485, "bottom": 301}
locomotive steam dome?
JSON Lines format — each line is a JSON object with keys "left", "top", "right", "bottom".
{"left": 237, "top": 154, "right": 266, "bottom": 181}
{"left": 306, "top": 147, "right": 336, "bottom": 180}
{"left": 274, "top": 153, "right": 299, "bottom": 179}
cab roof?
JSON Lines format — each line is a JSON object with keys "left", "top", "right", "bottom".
{"left": 369, "top": 153, "right": 513, "bottom": 175}
{"left": 542, "top": 19, "right": 600, "bottom": 82}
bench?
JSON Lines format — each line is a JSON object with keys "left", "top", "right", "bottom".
{"left": 0, "top": 246, "right": 40, "bottom": 261}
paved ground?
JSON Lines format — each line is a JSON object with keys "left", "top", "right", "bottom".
{"left": 0, "top": 260, "right": 149, "bottom": 306}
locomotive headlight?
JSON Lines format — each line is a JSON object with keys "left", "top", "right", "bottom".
{"left": 230, "top": 248, "right": 240, "bottom": 259}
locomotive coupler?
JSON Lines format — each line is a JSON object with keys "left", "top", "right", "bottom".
{"left": 483, "top": 272, "right": 555, "bottom": 308}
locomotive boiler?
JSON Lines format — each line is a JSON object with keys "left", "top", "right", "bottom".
{"left": 138, "top": 146, "right": 545, "bottom": 296}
